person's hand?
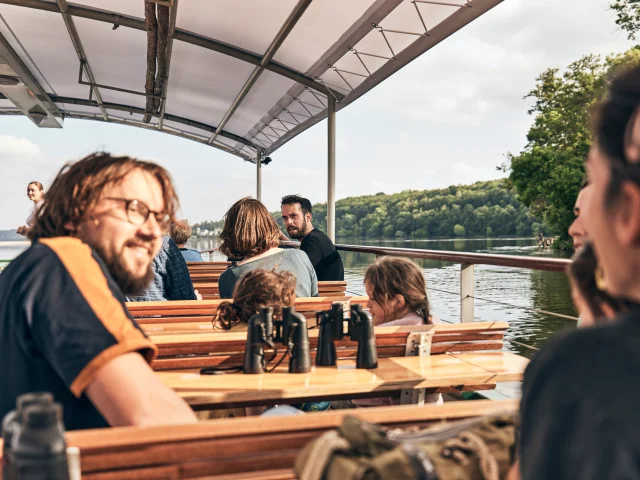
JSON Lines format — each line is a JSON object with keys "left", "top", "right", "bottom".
{"left": 16, "top": 226, "right": 27, "bottom": 236}
{"left": 194, "top": 289, "right": 203, "bottom": 301}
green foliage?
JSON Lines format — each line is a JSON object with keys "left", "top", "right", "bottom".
{"left": 453, "top": 224, "right": 466, "bottom": 237}
{"left": 279, "top": 180, "right": 541, "bottom": 239}
{"left": 507, "top": 47, "right": 640, "bottom": 248}
{"left": 197, "top": 180, "right": 542, "bottom": 239}
{"left": 611, "top": 0, "right": 640, "bottom": 40}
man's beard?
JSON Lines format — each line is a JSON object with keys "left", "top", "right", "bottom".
{"left": 287, "top": 220, "right": 308, "bottom": 239}
{"left": 93, "top": 243, "right": 154, "bottom": 296}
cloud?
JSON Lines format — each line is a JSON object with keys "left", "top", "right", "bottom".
{"left": 0, "top": 135, "right": 40, "bottom": 158}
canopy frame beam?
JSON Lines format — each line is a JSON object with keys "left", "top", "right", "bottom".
{"left": 0, "top": 0, "right": 344, "bottom": 101}
{"left": 0, "top": 30, "right": 62, "bottom": 127}
{"left": 208, "top": 0, "right": 312, "bottom": 145}
{"left": 56, "top": 0, "right": 108, "bottom": 121}
{"left": 50, "top": 95, "right": 256, "bottom": 149}
{"left": 158, "top": 0, "right": 178, "bottom": 130}
{"left": 327, "top": 95, "right": 336, "bottom": 242}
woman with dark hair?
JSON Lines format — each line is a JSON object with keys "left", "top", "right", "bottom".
{"left": 568, "top": 242, "right": 628, "bottom": 327}
{"left": 217, "top": 198, "right": 318, "bottom": 298}
{"left": 16, "top": 181, "right": 44, "bottom": 236}
{"left": 518, "top": 64, "right": 640, "bottom": 480}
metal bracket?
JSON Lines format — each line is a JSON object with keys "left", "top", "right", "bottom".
{"left": 400, "top": 330, "right": 434, "bottom": 405}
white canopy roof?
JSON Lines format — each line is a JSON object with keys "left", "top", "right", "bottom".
{"left": 0, "top": 0, "right": 501, "bottom": 163}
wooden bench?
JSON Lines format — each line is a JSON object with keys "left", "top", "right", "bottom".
{"left": 193, "top": 281, "right": 348, "bottom": 299}
{"left": 146, "top": 322, "right": 510, "bottom": 369}
{"left": 61, "top": 400, "right": 518, "bottom": 479}
{"left": 186, "top": 261, "right": 348, "bottom": 298}
{"left": 127, "top": 297, "right": 367, "bottom": 327}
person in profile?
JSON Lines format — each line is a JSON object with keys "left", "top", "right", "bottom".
{"left": 353, "top": 256, "right": 442, "bottom": 407}
{"left": 568, "top": 180, "right": 593, "bottom": 250}
{"left": 518, "top": 64, "right": 640, "bottom": 480}
{"left": 170, "top": 219, "right": 204, "bottom": 262}
{"left": 0, "top": 152, "right": 196, "bottom": 430}
{"left": 16, "top": 181, "right": 45, "bottom": 237}
{"left": 567, "top": 242, "right": 628, "bottom": 328}
{"left": 218, "top": 197, "right": 317, "bottom": 298}
{"left": 281, "top": 195, "right": 344, "bottom": 282}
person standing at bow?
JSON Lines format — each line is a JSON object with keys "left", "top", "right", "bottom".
{"left": 16, "top": 181, "right": 45, "bottom": 237}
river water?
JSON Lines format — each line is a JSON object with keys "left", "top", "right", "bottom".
{"left": 1, "top": 237, "right": 575, "bottom": 358}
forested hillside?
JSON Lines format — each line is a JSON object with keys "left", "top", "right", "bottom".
{"left": 197, "top": 180, "right": 546, "bottom": 239}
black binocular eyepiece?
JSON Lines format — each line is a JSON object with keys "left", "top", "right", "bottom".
{"left": 243, "top": 306, "right": 311, "bottom": 374}
{"left": 349, "top": 304, "right": 378, "bottom": 370}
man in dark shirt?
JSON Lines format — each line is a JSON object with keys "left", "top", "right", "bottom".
{"left": 0, "top": 152, "right": 196, "bottom": 430}
{"left": 281, "top": 195, "right": 344, "bottom": 281}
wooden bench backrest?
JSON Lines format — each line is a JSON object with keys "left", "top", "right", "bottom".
{"left": 148, "top": 321, "right": 509, "bottom": 371}
{"left": 193, "top": 281, "right": 348, "bottom": 300}
{"left": 60, "top": 400, "right": 517, "bottom": 480}
{"left": 127, "top": 296, "right": 366, "bottom": 324}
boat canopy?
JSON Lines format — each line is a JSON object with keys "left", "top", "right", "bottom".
{"left": 0, "top": 0, "right": 501, "bottom": 163}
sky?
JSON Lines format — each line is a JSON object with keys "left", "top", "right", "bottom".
{"left": 0, "top": 0, "right": 635, "bottom": 230}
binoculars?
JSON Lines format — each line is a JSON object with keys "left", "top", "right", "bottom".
{"left": 317, "top": 303, "right": 378, "bottom": 369}
{"left": 243, "top": 307, "right": 311, "bottom": 374}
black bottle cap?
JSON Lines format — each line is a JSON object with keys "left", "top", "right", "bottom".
{"left": 17, "top": 392, "right": 54, "bottom": 413}
{"left": 23, "top": 404, "right": 62, "bottom": 429}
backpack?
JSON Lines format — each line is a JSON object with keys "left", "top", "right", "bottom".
{"left": 294, "top": 412, "right": 518, "bottom": 480}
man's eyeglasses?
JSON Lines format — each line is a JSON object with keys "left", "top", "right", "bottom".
{"left": 105, "top": 197, "right": 172, "bottom": 230}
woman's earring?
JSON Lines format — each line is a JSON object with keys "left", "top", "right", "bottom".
{"left": 595, "top": 265, "right": 607, "bottom": 291}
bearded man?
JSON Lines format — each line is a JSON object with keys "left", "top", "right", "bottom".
{"left": 280, "top": 195, "right": 344, "bottom": 282}
{"left": 0, "top": 152, "right": 196, "bottom": 430}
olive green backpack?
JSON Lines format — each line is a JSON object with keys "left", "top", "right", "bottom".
{"left": 294, "top": 413, "right": 518, "bottom": 480}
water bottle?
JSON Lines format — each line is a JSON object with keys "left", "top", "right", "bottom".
{"left": 11, "top": 403, "right": 70, "bottom": 480}
{"left": 2, "top": 392, "right": 54, "bottom": 480}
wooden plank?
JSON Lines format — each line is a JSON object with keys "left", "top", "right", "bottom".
{"left": 60, "top": 400, "right": 517, "bottom": 479}
{"left": 156, "top": 352, "right": 527, "bottom": 408}
{"left": 128, "top": 296, "right": 369, "bottom": 319}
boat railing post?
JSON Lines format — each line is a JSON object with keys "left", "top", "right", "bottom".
{"left": 256, "top": 150, "right": 262, "bottom": 202}
{"left": 327, "top": 95, "right": 336, "bottom": 242}
{"left": 460, "top": 263, "right": 474, "bottom": 323}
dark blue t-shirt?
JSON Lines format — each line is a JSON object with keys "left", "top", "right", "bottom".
{"left": 0, "top": 237, "right": 157, "bottom": 430}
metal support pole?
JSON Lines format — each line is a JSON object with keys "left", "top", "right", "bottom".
{"left": 256, "top": 151, "right": 262, "bottom": 202}
{"left": 460, "top": 263, "right": 475, "bottom": 323}
{"left": 327, "top": 96, "right": 336, "bottom": 242}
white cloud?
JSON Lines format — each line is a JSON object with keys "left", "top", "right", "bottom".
{"left": 0, "top": 135, "right": 40, "bottom": 158}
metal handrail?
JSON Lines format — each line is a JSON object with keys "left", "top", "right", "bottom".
{"left": 333, "top": 244, "right": 571, "bottom": 273}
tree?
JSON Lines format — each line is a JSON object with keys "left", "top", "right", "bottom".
{"left": 611, "top": 0, "right": 640, "bottom": 40}
{"left": 453, "top": 224, "right": 466, "bottom": 237}
{"left": 506, "top": 47, "right": 640, "bottom": 249}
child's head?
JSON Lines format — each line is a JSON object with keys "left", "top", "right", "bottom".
{"left": 364, "top": 256, "right": 430, "bottom": 325}
{"left": 568, "top": 243, "right": 626, "bottom": 327}
{"left": 213, "top": 269, "right": 296, "bottom": 330}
